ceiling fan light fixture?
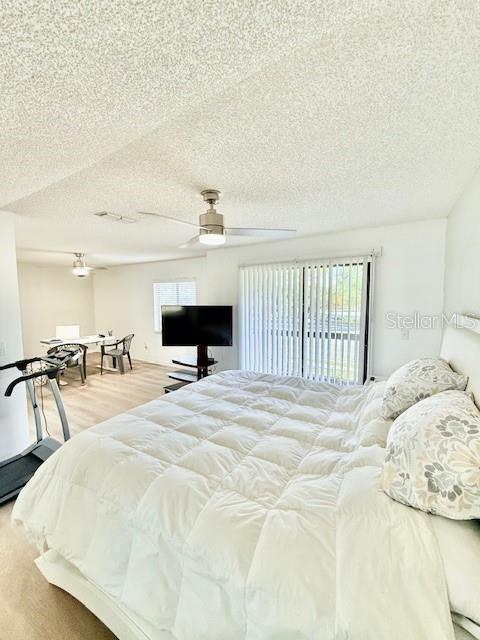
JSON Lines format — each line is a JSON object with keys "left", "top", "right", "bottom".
{"left": 72, "top": 253, "right": 90, "bottom": 277}
{"left": 72, "top": 266, "right": 90, "bottom": 277}
{"left": 199, "top": 232, "right": 225, "bottom": 246}
{"left": 198, "top": 206, "right": 225, "bottom": 246}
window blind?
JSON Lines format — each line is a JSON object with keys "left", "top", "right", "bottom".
{"left": 153, "top": 280, "right": 196, "bottom": 332}
{"left": 239, "top": 257, "right": 372, "bottom": 384}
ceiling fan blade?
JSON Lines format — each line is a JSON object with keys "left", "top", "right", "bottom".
{"left": 19, "top": 247, "right": 76, "bottom": 256}
{"left": 94, "top": 211, "right": 138, "bottom": 224}
{"left": 138, "top": 211, "right": 208, "bottom": 230}
{"left": 225, "top": 227, "right": 296, "bottom": 238}
{"left": 179, "top": 235, "right": 200, "bottom": 249}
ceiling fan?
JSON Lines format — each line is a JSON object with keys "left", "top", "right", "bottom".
{"left": 21, "top": 249, "right": 107, "bottom": 277}
{"left": 71, "top": 252, "right": 107, "bottom": 277}
{"left": 136, "top": 189, "right": 297, "bottom": 248}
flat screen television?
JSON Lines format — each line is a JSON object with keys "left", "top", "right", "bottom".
{"left": 161, "top": 305, "right": 233, "bottom": 347}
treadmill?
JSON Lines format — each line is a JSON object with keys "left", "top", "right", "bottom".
{"left": 0, "top": 355, "right": 71, "bottom": 504}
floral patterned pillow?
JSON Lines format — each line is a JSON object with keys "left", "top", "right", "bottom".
{"left": 381, "top": 357, "right": 467, "bottom": 420}
{"left": 382, "top": 390, "right": 480, "bottom": 519}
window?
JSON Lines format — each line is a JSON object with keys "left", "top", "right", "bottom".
{"left": 153, "top": 280, "right": 196, "bottom": 332}
{"left": 239, "top": 256, "right": 373, "bottom": 384}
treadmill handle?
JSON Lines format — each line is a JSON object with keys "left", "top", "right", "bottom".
{"left": 0, "top": 356, "right": 43, "bottom": 372}
{"left": 5, "top": 367, "right": 64, "bottom": 397}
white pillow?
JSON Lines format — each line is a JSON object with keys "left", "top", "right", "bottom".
{"left": 431, "top": 516, "right": 480, "bottom": 633}
{"left": 381, "top": 357, "right": 467, "bottom": 420}
{"left": 382, "top": 390, "right": 480, "bottom": 519}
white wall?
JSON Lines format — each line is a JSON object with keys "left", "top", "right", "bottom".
{"left": 17, "top": 263, "right": 95, "bottom": 358}
{"left": 444, "top": 167, "right": 480, "bottom": 317}
{"left": 23, "top": 219, "right": 446, "bottom": 379}
{"left": 93, "top": 257, "right": 208, "bottom": 366}
{"left": 206, "top": 219, "right": 447, "bottom": 378}
{"left": 0, "top": 212, "right": 29, "bottom": 458}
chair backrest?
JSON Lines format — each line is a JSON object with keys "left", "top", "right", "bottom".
{"left": 122, "top": 334, "right": 134, "bottom": 354}
{"left": 47, "top": 343, "right": 85, "bottom": 367}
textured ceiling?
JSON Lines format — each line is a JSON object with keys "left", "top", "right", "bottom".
{"left": 3, "top": 1, "right": 480, "bottom": 266}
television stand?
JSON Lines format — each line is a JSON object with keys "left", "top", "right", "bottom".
{"left": 164, "top": 346, "right": 218, "bottom": 393}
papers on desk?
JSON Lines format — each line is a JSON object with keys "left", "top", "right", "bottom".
{"left": 41, "top": 335, "right": 117, "bottom": 346}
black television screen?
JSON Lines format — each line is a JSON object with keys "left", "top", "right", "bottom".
{"left": 161, "top": 305, "right": 233, "bottom": 346}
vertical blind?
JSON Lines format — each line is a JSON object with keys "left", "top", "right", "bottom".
{"left": 239, "top": 256, "right": 372, "bottom": 384}
{"left": 153, "top": 280, "right": 196, "bottom": 331}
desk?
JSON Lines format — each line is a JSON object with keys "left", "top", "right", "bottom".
{"left": 40, "top": 335, "right": 118, "bottom": 375}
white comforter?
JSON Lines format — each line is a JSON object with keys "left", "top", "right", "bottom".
{"left": 13, "top": 371, "right": 455, "bottom": 639}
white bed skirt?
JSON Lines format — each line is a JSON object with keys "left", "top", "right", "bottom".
{"left": 36, "top": 548, "right": 476, "bottom": 640}
{"left": 36, "top": 549, "right": 173, "bottom": 640}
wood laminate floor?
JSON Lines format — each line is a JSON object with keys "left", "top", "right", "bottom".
{"left": 0, "top": 354, "right": 173, "bottom": 639}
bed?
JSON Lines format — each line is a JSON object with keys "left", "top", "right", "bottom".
{"left": 11, "top": 325, "right": 480, "bottom": 640}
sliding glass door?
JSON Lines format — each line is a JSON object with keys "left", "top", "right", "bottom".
{"left": 239, "top": 256, "right": 373, "bottom": 384}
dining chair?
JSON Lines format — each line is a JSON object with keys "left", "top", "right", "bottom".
{"left": 100, "top": 334, "right": 134, "bottom": 375}
{"left": 47, "top": 343, "right": 88, "bottom": 384}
